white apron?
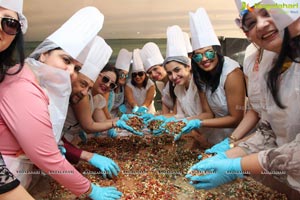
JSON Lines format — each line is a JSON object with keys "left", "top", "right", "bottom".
{"left": 126, "top": 79, "right": 156, "bottom": 114}
{"left": 26, "top": 58, "right": 71, "bottom": 143}
{"left": 258, "top": 61, "right": 300, "bottom": 192}
{"left": 174, "top": 75, "right": 202, "bottom": 117}
{"left": 205, "top": 57, "right": 240, "bottom": 144}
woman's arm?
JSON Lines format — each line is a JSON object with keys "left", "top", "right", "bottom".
{"left": 201, "top": 68, "right": 246, "bottom": 128}
{"left": 124, "top": 85, "right": 137, "bottom": 108}
{"left": 142, "top": 85, "right": 155, "bottom": 107}
{"left": 190, "top": 91, "right": 214, "bottom": 120}
{"left": 230, "top": 109, "right": 259, "bottom": 141}
{"left": 71, "top": 95, "right": 115, "bottom": 133}
{"left": 102, "top": 92, "right": 112, "bottom": 120}
{"left": 162, "top": 103, "right": 171, "bottom": 114}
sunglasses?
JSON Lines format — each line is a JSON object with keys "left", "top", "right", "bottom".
{"left": 100, "top": 74, "right": 117, "bottom": 90}
{"left": 192, "top": 50, "right": 216, "bottom": 63}
{"left": 132, "top": 71, "right": 145, "bottom": 78}
{"left": 0, "top": 17, "right": 21, "bottom": 35}
{"left": 119, "top": 72, "right": 128, "bottom": 79}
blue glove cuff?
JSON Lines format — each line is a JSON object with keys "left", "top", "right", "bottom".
{"left": 132, "top": 106, "right": 139, "bottom": 113}
{"left": 88, "top": 183, "right": 96, "bottom": 198}
{"left": 88, "top": 154, "right": 98, "bottom": 165}
{"left": 232, "top": 157, "right": 244, "bottom": 178}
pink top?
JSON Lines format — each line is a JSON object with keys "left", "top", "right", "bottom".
{"left": 0, "top": 65, "right": 90, "bottom": 196}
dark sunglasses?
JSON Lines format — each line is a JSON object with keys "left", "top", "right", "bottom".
{"left": 119, "top": 72, "right": 128, "bottom": 79}
{"left": 132, "top": 71, "right": 145, "bottom": 78}
{"left": 100, "top": 74, "right": 117, "bottom": 90}
{"left": 0, "top": 17, "right": 21, "bottom": 35}
{"left": 192, "top": 50, "right": 216, "bottom": 63}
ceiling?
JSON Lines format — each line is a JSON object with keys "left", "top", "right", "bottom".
{"left": 23, "top": 0, "right": 246, "bottom": 42}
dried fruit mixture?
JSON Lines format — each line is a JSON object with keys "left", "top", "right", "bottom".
{"left": 43, "top": 135, "right": 288, "bottom": 200}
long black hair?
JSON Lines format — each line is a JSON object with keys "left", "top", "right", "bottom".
{"left": 267, "top": 28, "right": 290, "bottom": 109}
{"left": 0, "top": 31, "right": 25, "bottom": 82}
{"left": 131, "top": 72, "right": 148, "bottom": 88}
{"left": 192, "top": 45, "right": 224, "bottom": 93}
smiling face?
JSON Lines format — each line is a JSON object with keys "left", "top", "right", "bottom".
{"left": 243, "top": 8, "right": 282, "bottom": 53}
{"left": 165, "top": 61, "right": 191, "bottom": 88}
{"left": 0, "top": 7, "right": 19, "bottom": 52}
{"left": 132, "top": 71, "right": 146, "bottom": 86}
{"left": 193, "top": 46, "right": 218, "bottom": 73}
{"left": 93, "top": 70, "right": 117, "bottom": 95}
{"left": 147, "top": 65, "right": 167, "bottom": 81}
{"left": 117, "top": 69, "right": 128, "bottom": 86}
{"left": 70, "top": 72, "right": 94, "bottom": 104}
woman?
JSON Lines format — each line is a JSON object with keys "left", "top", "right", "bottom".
{"left": 67, "top": 64, "right": 119, "bottom": 141}
{"left": 163, "top": 26, "right": 211, "bottom": 119}
{"left": 182, "top": 8, "right": 246, "bottom": 145}
{"left": 140, "top": 42, "right": 175, "bottom": 114}
{"left": 125, "top": 48, "right": 156, "bottom": 115}
{"left": 0, "top": 1, "right": 33, "bottom": 199}
{"left": 0, "top": 6, "right": 122, "bottom": 200}
{"left": 186, "top": 2, "right": 300, "bottom": 198}
{"left": 204, "top": 11, "right": 278, "bottom": 154}
{"left": 160, "top": 25, "right": 213, "bottom": 146}
{"left": 110, "top": 48, "right": 132, "bottom": 118}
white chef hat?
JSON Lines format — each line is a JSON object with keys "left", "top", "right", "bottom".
{"left": 132, "top": 49, "right": 145, "bottom": 72}
{"left": 79, "top": 36, "right": 112, "bottom": 82}
{"left": 0, "top": 0, "right": 28, "bottom": 33}
{"left": 189, "top": 8, "right": 220, "bottom": 51}
{"left": 163, "top": 25, "right": 190, "bottom": 66}
{"left": 140, "top": 42, "right": 164, "bottom": 72}
{"left": 183, "top": 32, "right": 193, "bottom": 53}
{"left": 47, "top": 7, "right": 104, "bottom": 64}
{"left": 262, "top": 0, "right": 299, "bottom": 31}
{"left": 165, "top": 25, "right": 188, "bottom": 57}
{"left": 115, "top": 48, "right": 132, "bottom": 72}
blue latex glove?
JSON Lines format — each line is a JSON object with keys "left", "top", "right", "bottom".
{"left": 194, "top": 152, "right": 228, "bottom": 168}
{"left": 108, "top": 128, "right": 118, "bottom": 138}
{"left": 89, "top": 154, "right": 120, "bottom": 179}
{"left": 174, "top": 119, "right": 202, "bottom": 141}
{"left": 119, "top": 113, "right": 138, "bottom": 121}
{"left": 185, "top": 157, "right": 243, "bottom": 190}
{"left": 118, "top": 104, "right": 127, "bottom": 114}
{"left": 155, "top": 117, "right": 177, "bottom": 135}
{"left": 141, "top": 113, "right": 154, "bottom": 124}
{"left": 137, "top": 106, "right": 148, "bottom": 115}
{"left": 147, "top": 115, "right": 167, "bottom": 136}
{"left": 116, "top": 119, "right": 144, "bottom": 136}
{"left": 89, "top": 183, "right": 122, "bottom": 200}
{"left": 132, "top": 106, "right": 139, "bottom": 114}
{"left": 205, "top": 138, "right": 230, "bottom": 154}
{"left": 58, "top": 145, "right": 66, "bottom": 157}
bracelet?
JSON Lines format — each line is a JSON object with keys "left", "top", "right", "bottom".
{"left": 112, "top": 121, "right": 116, "bottom": 128}
{"left": 229, "top": 135, "right": 237, "bottom": 142}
